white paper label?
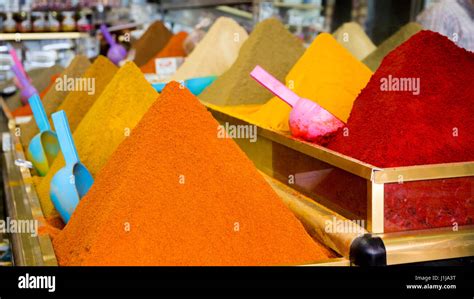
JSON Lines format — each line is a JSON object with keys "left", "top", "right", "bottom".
{"left": 2, "top": 132, "right": 11, "bottom": 152}
{"left": 155, "top": 57, "right": 184, "bottom": 80}
{"left": 14, "top": 116, "right": 32, "bottom": 125}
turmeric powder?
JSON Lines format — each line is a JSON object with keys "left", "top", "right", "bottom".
{"left": 36, "top": 62, "right": 158, "bottom": 217}
{"left": 53, "top": 56, "right": 118, "bottom": 132}
{"left": 217, "top": 33, "right": 373, "bottom": 132}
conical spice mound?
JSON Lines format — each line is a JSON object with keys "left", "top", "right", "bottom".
{"left": 36, "top": 62, "right": 158, "bottom": 218}
{"left": 199, "top": 18, "right": 305, "bottom": 106}
{"left": 53, "top": 82, "right": 332, "bottom": 266}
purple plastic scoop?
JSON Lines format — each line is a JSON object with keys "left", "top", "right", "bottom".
{"left": 250, "top": 65, "right": 345, "bottom": 143}
{"left": 100, "top": 24, "right": 127, "bottom": 65}
{"left": 11, "top": 64, "right": 37, "bottom": 105}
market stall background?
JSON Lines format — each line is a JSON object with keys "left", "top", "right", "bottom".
{"left": 0, "top": 0, "right": 473, "bottom": 267}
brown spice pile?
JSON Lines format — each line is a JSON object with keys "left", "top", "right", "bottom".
{"left": 199, "top": 18, "right": 305, "bottom": 105}
{"left": 19, "top": 56, "right": 91, "bottom": 149}
{"left": 132, "top": 21, "right": 173, "bottom": 67}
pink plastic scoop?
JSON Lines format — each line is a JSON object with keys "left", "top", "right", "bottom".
{"left": 250, "top": 65, "right": 345, "bottom": 143}
{"left": 9, "top": 45, "right": 37, "bottom": 104}
{"left": 8, "top": 45, "right": 28, "bottom": 82}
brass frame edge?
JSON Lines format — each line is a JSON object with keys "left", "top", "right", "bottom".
{"left": 205, "top": 104, "right": 474, "bottom": 183}
{"left": 9, "top": 127, "right": 58, "bottom": 266}
{"left": 378, "top": 225, "right": 474, "bottom": 265}
{"left": 367, "top": 181, "right": 384, "bottom": 233}
{"left": 262, "top": 173, "right": 365, "bottom": 258}
{"left": 205, "top": 104, "right": 378, "bottom": 180}
{"left": 302, "top": 257, "right": 351, "bottom": 266}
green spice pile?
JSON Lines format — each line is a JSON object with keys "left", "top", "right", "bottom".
{"left": 199, "top": 18, "right": 305, "bottom": 106}
{"left": 363, "top": 22, "right": 423, "bottom": 71}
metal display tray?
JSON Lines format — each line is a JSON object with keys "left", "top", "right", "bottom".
{"left": 1, "top": 124, "right": 57, "bottom": 266}
{"left": 205, "top": 103, "right": 474, "bottom": 265}
{"left": 205, "top": 103, "right": 474, "bottom": 233}
{"left": 1, "top": 101, "right": 472, "bottom": 266}
{"left": 1, "top": 126, "right": 347, "bottom": 266}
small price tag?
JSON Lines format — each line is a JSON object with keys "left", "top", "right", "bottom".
{"left": 14, "top": 116, "right": 32, "bottom": 125}
{"left": 155, "top": 57, "right": 184, "bottom": 80}
{"left": 2, "top": 132, "right": 11, "bottom": 152}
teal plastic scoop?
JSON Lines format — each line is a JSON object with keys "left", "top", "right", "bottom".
{"left": 50, "top": 111, "right": 94, "bottom": 223}
{"left": 152, "top": 76, "right": 217, "bottom": 95}
{"left": 26, "top": 94, "right": 59, "bottom": 176}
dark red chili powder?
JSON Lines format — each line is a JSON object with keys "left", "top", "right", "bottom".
{"left": 327, "top": 30, "right": 474, "bottom": 168}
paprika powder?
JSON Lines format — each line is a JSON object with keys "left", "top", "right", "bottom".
{"left": 53, "top": 82, "right": 333, "bottom": 266}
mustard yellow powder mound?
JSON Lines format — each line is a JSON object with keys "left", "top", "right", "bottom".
{"left": 20, "top": 56, "right": 91, "bottom": 149}
{"left": 217, "top": 33, "right": 373, "bottom": 133}
{"left": 53, "top": 56, "right": 118, "bottom": 133}
{"left": 36, "top": 62, "right": 158, "bottom": 217}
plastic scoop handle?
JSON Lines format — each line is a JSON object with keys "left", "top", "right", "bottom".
{"left": 8, "top": 45, "right": 28, "bottom": 81}
{"left": 10, "top": 64, "right": 30, "bottom": 90}
{"left": 29, "top": 94, "right": 51, "bottom": 133}
{"left": 100, "top": 24, "right": 117, "bottom": 47}
{"left": 250, "top": 65, "right": 299, "bottom": 107}
{"left": 52, "top": 111, "right": 80, "bottom": 167}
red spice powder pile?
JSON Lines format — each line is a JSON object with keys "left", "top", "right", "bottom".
{"left": 140, "top": 32, "right": 188, "bottom": 74}
{"left": 12, "top": 104, "right": 32, "bottom": 117}
{"left": 327, "top": 30, "right": 474, "bottom": 168}
{"left": 53, "top": 82, "right": 332, "bottom": 266}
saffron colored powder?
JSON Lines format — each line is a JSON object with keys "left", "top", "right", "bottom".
{"left": 36, "top": 62, "right": 158, "bottom": 217}
{"left": 140, "top": 32, "right": 188, "bottom": 74}
{"left": 12, "top": 104, "right": 32, "bottom": 117}
{"left": 210, "top": 33, "right": 372, "bottom": 133}
{"left": 53, "top": 82, "right": 332, "bottom": 266}
{"left": 39, "top": 73, "right": 61, "bottom": 99}
{"left": 328, "top": 30, "right": 474, "bottom": 167}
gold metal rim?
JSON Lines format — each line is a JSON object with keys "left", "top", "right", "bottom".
{"left": 205, "top": 103, "right": 474, "bottom": 183}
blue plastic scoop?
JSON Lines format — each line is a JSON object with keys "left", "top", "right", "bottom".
{"left": 152, "top": 75, "right": 217, "bottom": 95}
{"left": 50, "top": 111, "right": 94, "bottom": 223}
{"left": 26, "top": 94, "right": 59, "bottom": 176}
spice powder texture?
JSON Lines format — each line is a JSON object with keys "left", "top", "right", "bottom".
{"left": 36, "top": 62, "right": 158, "bottom": 217}
{"left": 53, "top": 81, "right": 333, "bottom": 266}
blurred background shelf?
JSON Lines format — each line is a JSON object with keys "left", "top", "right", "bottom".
{"left": 159, "top": 0, "right": 253, "bottom": 10}
{"left": 0, "top": 32, "right": 89, "bottom": 41}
